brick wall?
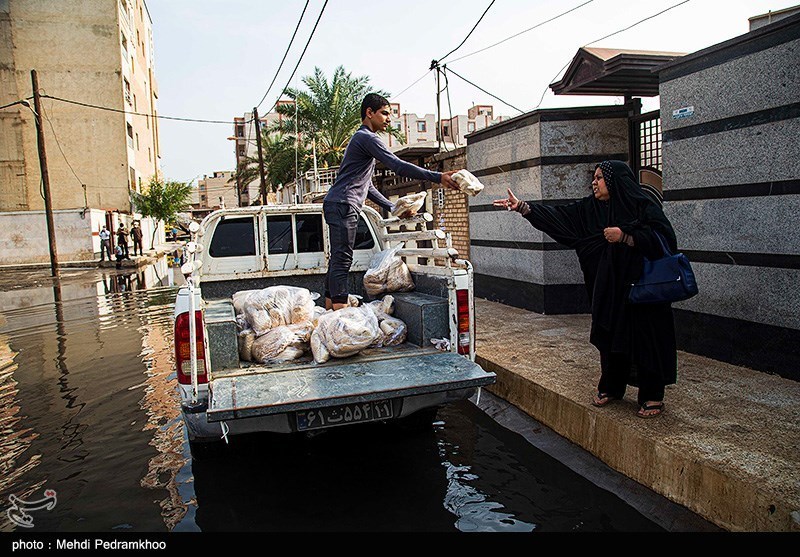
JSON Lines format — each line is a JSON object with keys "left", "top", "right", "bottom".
{"left": 425, "top": 148, "right": 470, "bottom": 260}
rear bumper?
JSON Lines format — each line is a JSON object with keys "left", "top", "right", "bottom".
{"left": 182, "top": 387, "right": 478, "bottom": 442}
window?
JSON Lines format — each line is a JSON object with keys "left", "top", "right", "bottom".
{"left": 442, "top": 125, "right": 449, "bottom": 137}
{"left": 238, "top": 147, "right": 245, "bottom": 157}
{"left": 295, "top": 214, "right": 323, "bottom": 253}
{"left": 126, "top": 124, "right": 133, "bottom": 148}
{"left": 467, "top": 122, "right": 476, "bottom": 133}
{"left": 395, "top": 122, "right": 402, "bottom": 131}
{"left": 148, "top": 147, "right": 151, "bottom": 162}
{"left": 417, "top": 121, "right": 426, "bottom": 133}
{"left": 123, "top": 79, "right": 131, "bottom": 104}
{"left": 266, "top": 215, "right": 293, "bottom": 254}
{"left": 129, "top": 166, "right": 135, "bottom": 189}
{"left": 354, "top": 215, "right": 375, "bottom": 250}
{"left": 135, "top": 132, "right": 139, "bottom": 150}
{"left": 236, "top": 125, "right": 244, "bottom": 137}
{"left": 133, "top": 94, "right": 137, "bottom": 111}
{"left": 121, "top": 32, "right": 128, "bottom": 53}
{"left": 209, "top": 217, "right": 256, "bottom": 257}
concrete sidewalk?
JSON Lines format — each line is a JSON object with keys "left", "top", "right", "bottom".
{"left": 473, "top": 298, "right": 800, "bottom": 532}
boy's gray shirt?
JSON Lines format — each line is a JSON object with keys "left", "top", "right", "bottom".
{"left": 324, "top": 125, "right": 442, "bottom": 211}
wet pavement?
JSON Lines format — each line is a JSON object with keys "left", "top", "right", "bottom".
{"left": 0, "top": 260, "right": 710, "bottom": 532}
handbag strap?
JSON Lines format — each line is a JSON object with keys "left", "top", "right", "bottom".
{"left": 652, "top": 230, "right": 673, "bottom": 257}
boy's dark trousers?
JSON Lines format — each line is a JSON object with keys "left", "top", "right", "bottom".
{"left": 323, "top": 201, "right": 359, "bottom": 304}
{"left": 100, "top": 239, "right": 112, "bottom": 261}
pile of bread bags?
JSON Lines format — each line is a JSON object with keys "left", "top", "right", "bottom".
{"left": 234, "top": 285, "right": 408, "bottom": 366}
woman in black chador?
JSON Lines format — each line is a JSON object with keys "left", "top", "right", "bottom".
{"left": 493, "top": 160, "right": 677, "bottom": 418}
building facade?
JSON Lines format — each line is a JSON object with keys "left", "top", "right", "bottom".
{"left": 194, "top": 171, "right": 237, "bottom": 209}
{"left": 0, "top": 0, "right": 163, "bottom": 263}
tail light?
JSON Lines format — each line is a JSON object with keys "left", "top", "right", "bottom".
{"left": 456, "top": 289, "right": 471, "bottom": 355}
{"left": 175, "top": 311, "right": 208, "bottom": 385}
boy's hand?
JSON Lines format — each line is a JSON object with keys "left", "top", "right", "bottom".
{"left": 440, "top": 170, "right": 460, "bottom": 191}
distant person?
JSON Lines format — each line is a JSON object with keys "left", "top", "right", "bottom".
{"left": 131, "top": 222, "right": 144, "bottom": 256}
{"left": 322, "top": 92, "right": 461, "bottom": 311}
{"left": 114, "top": 244, "right": 124, "bottom": 269}
{"left": 116, "top": 224, "right": 130, "bottom": 259}
{"left": 99, "top": 225, "right": 112, "bottom": 261}
{"left": 493, "top": 160, "right": 679, "bottom": 418}
{"left": 171, "top": 226, "right": 178, "bottom": 241}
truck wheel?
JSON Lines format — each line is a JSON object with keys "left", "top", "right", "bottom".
{"left": 188, "top": 439, "right": 226, "bottom": 461}
{"left": 393, "top": 406, "right": 439, "bottom": 433}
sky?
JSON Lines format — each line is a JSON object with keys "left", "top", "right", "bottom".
{"left": 146, "top": 0, "right": 792, "bottom": 182}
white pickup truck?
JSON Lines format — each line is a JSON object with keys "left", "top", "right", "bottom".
{"left": 173, "top": 204, "right": 495, "bottom": 457}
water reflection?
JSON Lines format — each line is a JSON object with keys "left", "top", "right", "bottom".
{"left": 0, "top": 258, "right": 660, "bottom": 532}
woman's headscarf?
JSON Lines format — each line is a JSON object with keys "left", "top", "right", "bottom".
{"left": 597, "top": 160, "right": 677, "bottom": 251}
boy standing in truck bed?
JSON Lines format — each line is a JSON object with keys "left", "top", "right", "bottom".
{"left": 323, "top": 93, "right": 460, "bottom": 311}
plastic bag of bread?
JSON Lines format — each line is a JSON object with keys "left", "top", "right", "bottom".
{"left": 251, "top": 322, "right": 313, "bottom": 364}
{"left": 391, "top": 191, "right": 427, "bottom": 217}
{"left": 379, "top": 317, "right": 407, "bottom": 346}
{"left": 363, "top": 246, "right": 414, "bottom": 296}
{"left": 242, "top": 286, "right": 319, "bottom": 336}
{"left": 310, "top": 306, "right": 381, "bottom": 364}
{"left": 451, "top": 169, "right": 485, "bottom": 196}
{"left": 365, "top": 295, "right": 394, "bottom": 320}
{"left": 238, "top": 328, "right": 256, "bottom": 361}
{"left": 232, "top": 289, "right": 261, "bottom": 315}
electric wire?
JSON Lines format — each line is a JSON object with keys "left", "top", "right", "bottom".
{"left": 437, "top": 0, "right": 496, "bottom": 64}
{"left": 0, "top": 99, "right": 30, "bottom": 110}
{"left": 393, "top": 69, "right": 433, "bottom": 101}
{"left": 530, "top": 0, "right": 693, "bottom": 111}
{"left": 42, "top": 94, "right": 241, "bottom": 124}
{"left": 447, "top": 0, "right": 594, "bottom": 64}
{"left": 445, "top": 66, "right": 524, "bottom": 114}
{"left": 261, "top": 0, "right": 329, "bottom": 116}
{"left": 254, "top": 0, "right": 311, "bottom": 110}
{"left": 41, "top": 102, "right": 84, "bottom": 187}
{"left": 442, "top": 68, "right": 459, "bottom": 151}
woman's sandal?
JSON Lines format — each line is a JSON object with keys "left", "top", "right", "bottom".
{"left": 637, "top": 401, "right": 665, "bottom": 418}
{"left": 591, "top": 392, "right": 618, "bottom": 407}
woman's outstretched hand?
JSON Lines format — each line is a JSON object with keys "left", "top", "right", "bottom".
{"left": 493, "top": 188, "right": 520, "bottom": 211}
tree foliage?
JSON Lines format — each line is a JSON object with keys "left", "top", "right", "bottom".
{"left": 231, "top": 66, "right": 404, "bottom": 203}
{"left": 271, "top": 66, "right": 405, "bottom": 167}
{"left": 131, "top": 176, "right": 193, "bottom": 248}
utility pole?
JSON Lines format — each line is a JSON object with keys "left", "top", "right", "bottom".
{"left": 252, "top": 107, "right": 268, "bottom": 205}
{"left": 31, "top": 69, "right": 60, "bottom": 278}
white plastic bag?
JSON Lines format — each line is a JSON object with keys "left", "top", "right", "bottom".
{"left": 365, "top": 295, "right": 394, "bottom": 320}
{"left": 379, "top": 317, "right": 407, "bottom": 346}
{"left": 232, "top": 289, "right": 261, "bottom": 316}
{"left": 238, "top": 328, "right": 256, "bottom": 361}
{"left": 391, "top": 191, "right": 427, "bottom": 217}
{"left": 310, "top": 306, "right": 381, "bottom": 363}
{"left": 363, "top": 246, "right": 414, "bottom": 297}
{"left": 242, "top": 286, "right": 319, "bottom": 336}
{"left": 451, "top": 169, "right": 485, "bottom": 197}
{"left": 251, "top": 322, "right": 313, "bottom": 364}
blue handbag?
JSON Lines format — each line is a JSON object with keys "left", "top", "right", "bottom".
{"left": 628, "top": 232, "right": 698, "bottom": 304}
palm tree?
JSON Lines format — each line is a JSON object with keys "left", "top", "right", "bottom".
{"left": 230, "top": 132, "right": 311, "bottom": 201}
{"left": 270, "top": 66, "right": 405, "bottom": 167}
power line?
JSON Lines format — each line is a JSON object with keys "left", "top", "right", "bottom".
{"left": 41, "top": 103, "right": 84, "bottom": 187}
{"left": 0, "top": 99, "right": 30, "bottom": 110}
{"left": 448, "top": 0, "right": 594, "bottom": 64}
{"left": 254, "top": 0, "right": 311, "bottom": 110}
{"left": 42, "top": 94, "right": 241, "bottom": 124}
{"left": 585, "top": 0, "right": 691, "bottom": 47}
{"left": 393, "top": 69, "right": 432, "bottom": 101}
{"left": 262, "top": 0, "right": 329, "bottom": 116}
{"left": 530, "top": 0, "right": 693, "bottom": 111}
{"left": 445, "top": 66, "right": 524, "bottom": 114}
{"left": 437, "top": 0, "right": 496, "bottom": 64}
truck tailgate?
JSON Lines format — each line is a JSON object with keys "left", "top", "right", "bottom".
{"left": 206, "top": 352, "right": 495, "bottom": 422}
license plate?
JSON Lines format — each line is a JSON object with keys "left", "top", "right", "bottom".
{"left": 296, "top": 400, "right": 394, "bottom": 431}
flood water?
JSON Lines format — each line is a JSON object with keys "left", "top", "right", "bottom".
{"left": 0, "top": 259, "right": 663, "bottom": 532}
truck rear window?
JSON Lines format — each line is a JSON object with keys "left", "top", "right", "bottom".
{"left": 208, "top": 217, "right": 256, "bottom": 257}
{"left": 354, "top": 215, "right": 375, "bottom": 250}
{"left": 295, "top": 214, "right": 323, "bottom": 253}
{"left": 267, "top": 215, "right": 293, "bottom": 254}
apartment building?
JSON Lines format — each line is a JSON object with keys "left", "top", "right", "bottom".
{"left": 194, "top": 171, "right": 237, "bottom": 209}
{"left": 440, "top": 105, "right": 506, "bottom": 148}
{"left": 0, "top": 0, "right": 162, "bottom": 264}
